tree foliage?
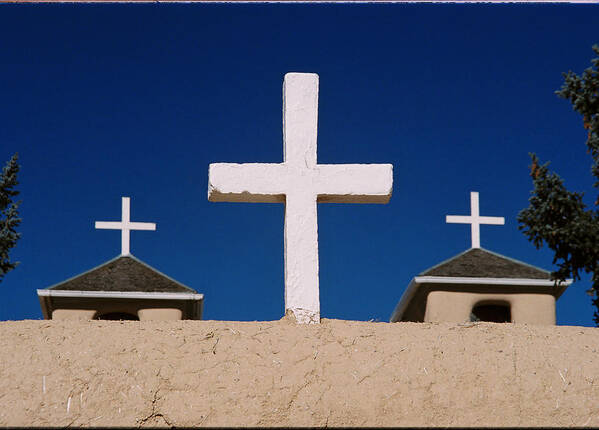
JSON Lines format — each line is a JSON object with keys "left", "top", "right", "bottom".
{"left": 0, "top": 153, "right": 21, "bottom": 281}
{"left": 518, "top": 45, "right": 599, "bottom": 324}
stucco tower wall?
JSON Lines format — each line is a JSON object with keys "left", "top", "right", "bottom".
{"left": 424, "top": 291, "right": 556, "bottom": 324}
{"left": 399, "top": 280, "right": 562, "bottom": 323}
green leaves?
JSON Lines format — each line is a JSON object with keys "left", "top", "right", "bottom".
{"left": 0, "top": 153, "right": 21, "bottom": 281}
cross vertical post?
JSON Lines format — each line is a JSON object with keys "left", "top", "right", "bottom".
{"left": 121, "top": 196, "right": 131, "bottom": 255}
{"left": 283, "top": 74, "right": 321, "bottom": 323}
{"left": 470, "top": 191, "right": 480, "bottom": 248}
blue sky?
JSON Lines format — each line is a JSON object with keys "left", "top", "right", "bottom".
{"left": 1, "top": 4, "right": 598, "bottom": 326}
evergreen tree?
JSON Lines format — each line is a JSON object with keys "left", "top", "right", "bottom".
{"left": 518, "top": 45, "right": 599, "bottom": 325}
{"left": 0, "top": 153, "right": 21, "bottom": 281}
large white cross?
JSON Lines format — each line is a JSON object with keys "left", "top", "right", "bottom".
{"left": 208, "top": 73, "right": 393, "bottom": 324}
{"left": 446, "top": 191, "right": 504, "bottom": 249}
{"left": 95, "top": 197, "right": 156, "bottom": 255}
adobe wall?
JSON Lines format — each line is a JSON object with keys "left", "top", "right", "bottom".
{"left": 52, "top": 308, "right": 183, "bottom": 320}
{"left": 1, "top": 318, "right": 598, "bottom": 427}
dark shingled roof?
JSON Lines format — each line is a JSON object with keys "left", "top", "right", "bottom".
{"left": 419, "top": 248, "right": 551, "bottom": 279}
{"left": 46, "top": 255, "right": 196, "bottom": 293}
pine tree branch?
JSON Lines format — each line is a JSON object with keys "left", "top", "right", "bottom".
{"left": 0, "top": 153, "right": 21, "bottom": 281}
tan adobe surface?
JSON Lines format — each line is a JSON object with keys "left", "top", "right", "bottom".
{"left": 1, "top": 318, "right": 598, "bottom": 427}
{"left": 424, "top": 291, "right": 556, "bottom": 324}
{"left": 53, "top": 307, "right": 183, "bottom": 321}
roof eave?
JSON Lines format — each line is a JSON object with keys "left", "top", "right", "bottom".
{"left": 414, "top": 276, "right": 572, "bottom": 287}
{"left": 37, "top": 289, "right": 204, "bottom": 320}
{"left": 37, "top": 289, "right": 204, "bottom": 301}
{"left": 389, "top": 278, "right": 419, "bottom": 322}
{"left": 38, "top": 292, "right": 51, "bottom": 320}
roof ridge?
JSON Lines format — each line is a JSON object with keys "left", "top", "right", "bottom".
{"left": 419, "top": 247, "right": 551, "bottom": 279}
{"left": 45, "top": 254, "right": 197, "bottom": 293}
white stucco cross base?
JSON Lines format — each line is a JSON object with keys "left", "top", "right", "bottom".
{"left": 208, "top": 73, "right": 393, "bottom": 324}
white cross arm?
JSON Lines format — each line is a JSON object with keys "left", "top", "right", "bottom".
{"left": 95, "top": 221, "right": 156, "bottom": 230}
{"left": 446, "top": 215, "right": 504, "bottom": 225}
{"left": 128, "top": 222, "right": 157, "bottom": 230}
{"left": 208, "top": 163, "right": 288, "bottom": 203}
{"left": 478, "top": 216, "right": 504, "bottom": 225}
{"left": 95, "top": 221, "right": 124, "bottom": 229}
{"left": 316, "top": 164, "right": 393, "bottom": 203}
{"left": 209, "top": 162, "right": 393, "bottom": 204}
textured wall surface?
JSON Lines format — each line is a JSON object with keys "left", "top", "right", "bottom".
{"left": 1, "top": 319, "right": 598, "bottom": 427}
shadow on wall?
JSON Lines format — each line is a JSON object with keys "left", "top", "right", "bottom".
{"left": 470, "top": 302, "right": 511, "bottom": 323}
{"left": 95, "top": 312, "right": 139, "bottom": 321}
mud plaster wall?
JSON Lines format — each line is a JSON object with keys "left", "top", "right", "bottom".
{"left": 1, "top": 319, "right": 598, "bottom": 427}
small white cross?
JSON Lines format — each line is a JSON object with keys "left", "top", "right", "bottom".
{"left": 446, "top": 191, "right": 504, "bottom": 249}
{"left": 208, "top": 73, "right": 393, "bottom": 324}
{"left": 95, "top": 197, "right": 156, "bottom": 255}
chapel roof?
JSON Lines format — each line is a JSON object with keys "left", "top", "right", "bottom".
{"left": 419, "top": 247, "right": 551, "bottom": 280}
{"left": 45, "top": 255, "right": 197, "bottom": 293}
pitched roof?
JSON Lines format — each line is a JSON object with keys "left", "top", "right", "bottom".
{"left": 419, "top": 247, "right": 551, "bottom": 279}
{"left": 46, "top": 255, "right": 197, "bottom": 293}
{"left": 390, "top": 248, "right": 566, "bottom": 322}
